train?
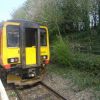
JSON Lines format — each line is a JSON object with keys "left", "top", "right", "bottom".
{"left": 0, "top": 19, "right": 50, "bottom": 85}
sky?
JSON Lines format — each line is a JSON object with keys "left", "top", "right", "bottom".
{"left": 0, "top": 0, "right": 26, "bottom": 21}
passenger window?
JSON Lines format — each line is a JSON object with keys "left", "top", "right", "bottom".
{"left": 40, "top": 28, "right": 47, "bottom": 46}
{"left": 7, "top": 25, "right": 19, "bottom": 47}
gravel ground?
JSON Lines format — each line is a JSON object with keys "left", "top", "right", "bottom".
{"left": 7, "top": 81, "right": 62, "bottom": 100}
{"left": 6, "top": 73, "right": 100, "bottom": 100}
{"left": 43, "top": 73, "right": 100, "bottom": 100}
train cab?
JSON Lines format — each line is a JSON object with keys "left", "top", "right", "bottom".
{"left": 0, "top": 20, "right": 50, "bottom": 85}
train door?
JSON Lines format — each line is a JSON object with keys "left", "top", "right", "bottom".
{"left": 25, "top": 28, "right": 37, "bottom": 65}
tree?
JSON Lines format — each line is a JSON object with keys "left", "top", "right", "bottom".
{"left": 12, "top": 0, "right": 94, "bottom": 35}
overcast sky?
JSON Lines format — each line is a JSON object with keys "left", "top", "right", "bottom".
{"left": 0, "top": 0, "right": 26, "bottom": 21}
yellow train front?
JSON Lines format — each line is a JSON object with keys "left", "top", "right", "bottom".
{"left": 0, "top": 20, "right": 50, "bottom": 85}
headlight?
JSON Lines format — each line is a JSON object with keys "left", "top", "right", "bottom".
{"left": 10, "top": 58, "right": 14, "bottom": 63}
{"left": 43, "top": 56, "right": 46, "bottom": 59}
{"left": 8, "top": 58, "right": 19, "bottom": 63}
{"left": 42, "top": 55, "right": 47, "bottom": 59}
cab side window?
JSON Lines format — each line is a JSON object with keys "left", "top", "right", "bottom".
{"left": 40, "top": 28, "right": 47, "bottom": 46}
{"left": 7, "top": 25, "right": 19, "bottom": 47}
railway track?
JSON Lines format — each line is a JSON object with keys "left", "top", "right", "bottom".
{"left": 40, "top": 82, "right": 67, "bottom": 100}
{"left": 7, "top": 82, "right": 67, "bottom": 100}
{"left": 12, "top": 85, "right": 23, "bottom": 100}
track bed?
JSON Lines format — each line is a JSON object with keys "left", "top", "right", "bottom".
{"left": 6, "top": 82, "right": 67, "bottom": 100}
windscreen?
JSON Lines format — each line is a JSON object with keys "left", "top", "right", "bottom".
{"left": 7, "top": 25, "right": 19, "bottom": 47}
{"left": 25, "top": 28, "right": 47, "bottom": 47}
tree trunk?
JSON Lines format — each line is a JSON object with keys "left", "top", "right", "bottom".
{"left": 93, "top": 12, "right": 97, "bottom": 28}
{"left": 98, "top": 1, "right": 100, "bottom": 26}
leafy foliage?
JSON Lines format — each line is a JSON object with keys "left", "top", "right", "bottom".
{"left": 51, "top": 36, "right": 73, "bottom": 67}
{"left": 12, "top": 0, "right": 100, "bottom": 36}
{"left": 73, "top": 53, "right": 100, "bottom": 73}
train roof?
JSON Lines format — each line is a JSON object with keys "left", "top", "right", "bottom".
{"left": 7, "top": 19, "right": 39, "bottom": 24}
{"left": 0, "top": 19, "right": 43, "bottom": 28}
{"left": 0, "top": 19, "right": 47, "bottom": 28}
{"left": 8, "top": 19, "right": 40, "bottom": 26}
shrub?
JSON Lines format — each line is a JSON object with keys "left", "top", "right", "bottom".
{"left": 73, "top": 53, "right": 100, "bottom": 73}
{"left": 51, "top": 36, "right": 100, "bottom": 74}
{"left": 51, "top": 36, "right": 73, "bottom": 67}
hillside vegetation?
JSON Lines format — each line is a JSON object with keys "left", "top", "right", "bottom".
{"left": 12, "top": 0, "right": 100, "bottom": 90}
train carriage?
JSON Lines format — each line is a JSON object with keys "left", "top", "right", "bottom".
{"left": 0, "top": 20, "right": 50, "bottom": 85}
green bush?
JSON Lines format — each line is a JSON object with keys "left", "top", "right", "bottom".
{"left": 51, "top": 36, "right": 73, "bottom": 67}
{"left": 73, "top": 53, "right": 100, "bottom": 73}
{"left": 51, "top": 36, "right": 100, "bottom": 74}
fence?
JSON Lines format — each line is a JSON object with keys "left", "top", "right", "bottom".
{"left": 72, "top": 43, "right": 100, "bottom": 55}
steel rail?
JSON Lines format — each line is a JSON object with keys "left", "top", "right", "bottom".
{"left": 40, "top": 82, "right": 67, "bottom": 100}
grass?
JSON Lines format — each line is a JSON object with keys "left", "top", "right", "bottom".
{"left": 47, "top": 64, "right": 100, "bottom": 91}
